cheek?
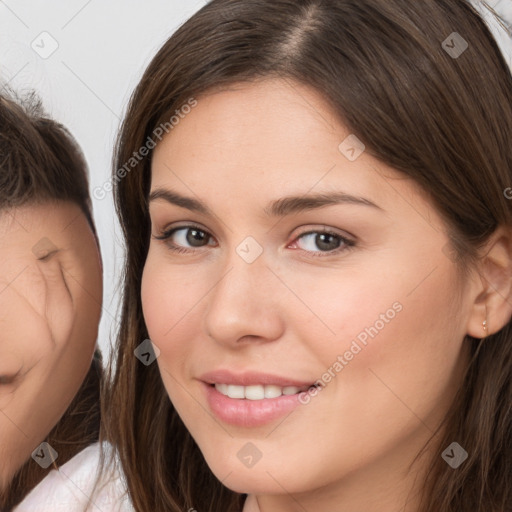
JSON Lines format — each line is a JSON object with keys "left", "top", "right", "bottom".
{"left": 327, "top": 262, "right": 466, "bottom": 421}
{"left": 300, "top": 257, "right": 466, "bottom": 415}
{"left": 67, "top": 252, "right": 103, "bottom": 343}
{"left": 141, "top": 261, "right": 204, "bottom": 419}
{"left": 284, "top": 265, "right": 404, "bottom": 356}
{"left": 0, "top": 279, "right": 54, "bottom": 360}
{"left": 142, "top": 258, "right": 174, "bottom": 340}
{"left": 0, "top": 351, "right": 23, "bottom": 411}
{"left": 141, "top": 257, "right": 203, "bottom": 355}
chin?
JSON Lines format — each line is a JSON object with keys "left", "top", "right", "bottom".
{"left": 201, "top": 449, "right": 309, "bottom": 496}
{"left": 217, "top": 471, "right": 287, "bottom": 496}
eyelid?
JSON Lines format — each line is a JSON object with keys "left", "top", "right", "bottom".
{"left": 153, "top": 222, "right": 213, "bottom": 241}
{"left": 154, "top": 218, "right": 205, "bottom": 234}
{"left": 292, "top": 224, "right": 355, "bottom": 241}
{"left": 154, "top": 222, "right": 356, "bottom": 257}
{"left": 288, "top": 227, "right": 356, "bottom": 256}
{"left": 289, "top": 224, "right": 355, "bottom": 245}
{"left": 153, "top": 222, "right": 354, "bottom": 241}
{"left": 152, "top": 223, "right": 218, "bottom": 256}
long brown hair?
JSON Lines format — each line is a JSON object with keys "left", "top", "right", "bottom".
{"left": 105, "top": 1, "right": 512, "bottom": 510}
{"left": 0, "top": 91, "right": 103, "bottom": 510}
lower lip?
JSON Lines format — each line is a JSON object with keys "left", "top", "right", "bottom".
{"left": 203, "top": 383, "right": 305, "bottom": 427}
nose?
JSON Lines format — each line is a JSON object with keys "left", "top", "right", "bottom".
{"left": 203, "top": 248, "right": 285, "bottom": 348}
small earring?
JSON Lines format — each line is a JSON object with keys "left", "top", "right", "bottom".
{"left": 482, "top": 320, "right": 487, "bottom": 333}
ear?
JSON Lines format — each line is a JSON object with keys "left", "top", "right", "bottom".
{"left": 466, "top": 227, "right": 512, "bottom": 338}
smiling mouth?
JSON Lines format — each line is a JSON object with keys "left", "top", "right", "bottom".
{"left": 212, "top": 383, "right": 316, "bottom": 400}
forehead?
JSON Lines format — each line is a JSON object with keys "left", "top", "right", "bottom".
{"left": 0, "top": 202, "right": 92, "bottom": 260}
{"left": 150, "top": 79, "right": 432, "bottom": 224}
{"left": 153, "top": 79, "right": 340, "bottom": 164}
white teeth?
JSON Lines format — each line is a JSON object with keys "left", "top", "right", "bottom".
{"left": 214, "top": 383, "right": 306, "bottom": 400}
{"left": 215, "top": 383, "right": 229, "bottom": 395}
{"left": 245, "top": 385, "right": 265, "bottom": 400}
{"left": 282, "top": 386, "right": 300, "bottom": 395}
{"left": 226, "top": 384, "right": 245, "bottom": 399}
{"left": 264, "top": 385, "right": 282, "bottom": 399}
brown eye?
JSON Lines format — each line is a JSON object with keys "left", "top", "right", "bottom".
{"left": 184, "top": 228, "right": 210, "bottom": 247}
{"left": 294, "top": 230, "right": 354, "bottom": 254}
{"left": 314, "top": 232, "right": 341, "bottom": 251}
{"left": 154, "top": 225, "right": 216, "bottom": 252}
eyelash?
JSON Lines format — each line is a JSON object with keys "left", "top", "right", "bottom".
{"left": 153, "top": 224, "right": 355, "bottom": 258}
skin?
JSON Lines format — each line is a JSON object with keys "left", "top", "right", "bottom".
{"left": 0, "top": 201, "right": 102, "bottom": 490}
{"left": 142, "top": 78, "right": 512, "bottom": 512}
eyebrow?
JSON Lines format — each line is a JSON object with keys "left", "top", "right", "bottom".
{"left": 148, "top": 188, "right": 382, "bottom": 217}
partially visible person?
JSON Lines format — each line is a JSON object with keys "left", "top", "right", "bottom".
{"left": 470, "top": 0, "right": 512, "bottom": 69}
{"left": 0, "top": 90, "right": 130, "bottom": 511}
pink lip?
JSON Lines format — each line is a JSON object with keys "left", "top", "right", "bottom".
{"left": 199, "top": 369, "right": 313, "bottom": 388}
{"left": 199, "top": 370, "right": 315, "bottom": 427}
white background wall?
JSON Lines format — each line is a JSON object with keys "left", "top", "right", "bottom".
{"left": 0, "top": 0, "right": 205, "bottom": 357}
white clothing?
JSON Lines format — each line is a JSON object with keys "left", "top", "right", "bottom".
{"left": 471, "top": 0, "right": 512, "bottom": 71}
{"left": 12, "top": 442, "right": 133, "bottom": 512}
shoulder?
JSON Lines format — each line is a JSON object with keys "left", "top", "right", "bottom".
{"left": 469, "top": 0, "right": 512, "bottom": 70}
{"left": 13, "top": 442, "right": 134, "bottom": 512}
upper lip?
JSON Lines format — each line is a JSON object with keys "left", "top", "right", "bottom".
{"left": 199, "top": 369, "right": 315, "bottom": 388}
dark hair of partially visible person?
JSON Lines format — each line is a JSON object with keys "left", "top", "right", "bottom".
{"left": 104, "top": 0, "right": 512, "bottom": 511}
{"left": 0, "top": 90, "right": 103, "bottom": 511}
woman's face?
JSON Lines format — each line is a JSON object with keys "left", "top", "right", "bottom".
{"left": 0, "top": 202, "right": 102, "bottom": 489}
{"left": 142, "top": 79, "right": 477, "bottom": 508}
